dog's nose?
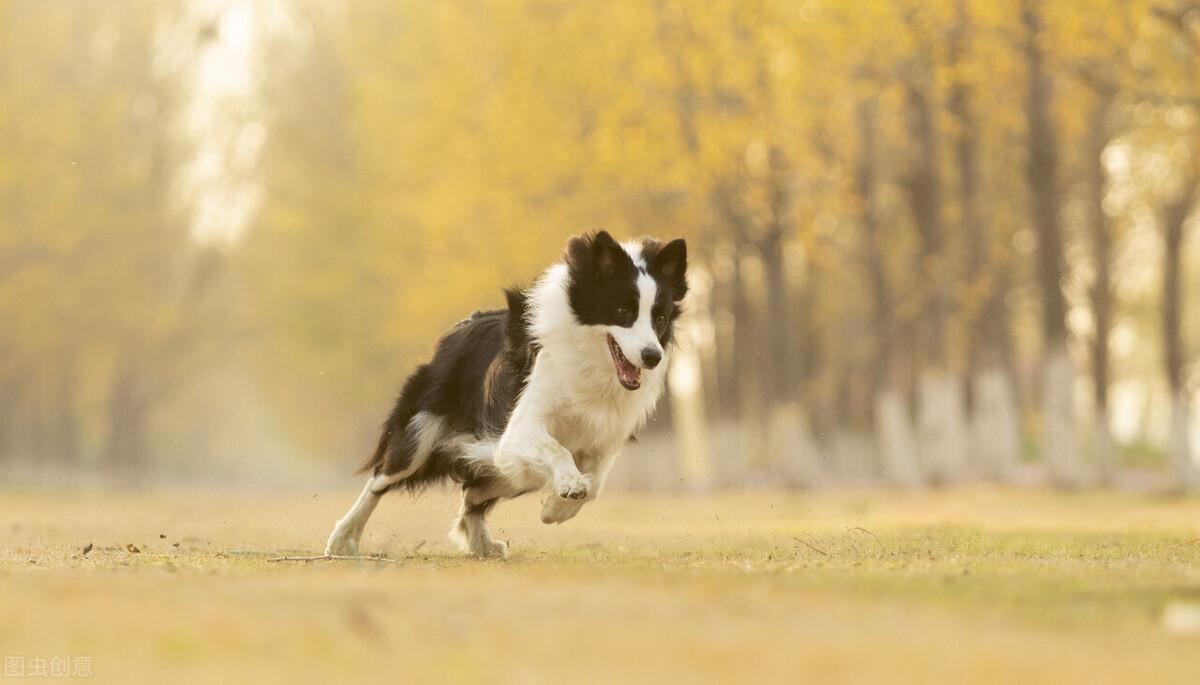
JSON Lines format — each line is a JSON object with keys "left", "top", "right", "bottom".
{"left": 641, "top": 347, "right": 662, "bottom": 369}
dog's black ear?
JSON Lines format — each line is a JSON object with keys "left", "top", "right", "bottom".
{"left": 649, "top": 237, "right": 688, "bottom": 297}
{"left": 566, "top": 230, "right": 626, "bottom": 279}
{"left": 591, "top": 230, "right": 625, "bottom": 277}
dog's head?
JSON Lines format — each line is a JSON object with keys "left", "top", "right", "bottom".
{"left": 564, "top": 230, "right": 688, "bottom": 391}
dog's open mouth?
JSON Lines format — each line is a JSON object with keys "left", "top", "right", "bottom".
{"left": 606, "top": 334, "right": 641, "bottom": 390}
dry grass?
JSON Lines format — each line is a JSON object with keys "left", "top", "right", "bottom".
{"left": 2, "top": 486, "right": 1199, "bottom": 683}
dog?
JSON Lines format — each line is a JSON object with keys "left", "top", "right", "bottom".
{"left": 325, "top": 230, "right": 688, "bottom": 557}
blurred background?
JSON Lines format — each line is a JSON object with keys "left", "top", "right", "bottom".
{"left": 2, "top": 0, "right": 1199, "bottom": 494}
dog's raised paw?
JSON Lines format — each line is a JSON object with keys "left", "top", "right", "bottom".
{"left": 554, "top": 470, "right": 592, "bottom": 500}
{"left": 541, "top": 494, "right": 585, "bottom": 524}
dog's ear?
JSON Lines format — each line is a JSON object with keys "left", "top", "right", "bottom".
{"left": 649, "top": 237, "right": 688, "bottom": 297}
{"left": 566, "top": 230, "right": 625, "bottom": 279}
{"left": 590, "top": 230, "right": 625, "bottom": 277}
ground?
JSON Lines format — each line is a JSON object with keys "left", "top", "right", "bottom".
{"left": 2, "top": 486, "right": 1199, "bottom": 684}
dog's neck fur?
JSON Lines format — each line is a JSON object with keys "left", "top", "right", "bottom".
{"left": 526, "top": 262, "right": 668, "bottom": 454}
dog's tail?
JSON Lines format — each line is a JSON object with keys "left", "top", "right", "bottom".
{"left": 356, "top": 364, "right": 432, "bottom": 475}
{"left": 503, "top": 286, "right": 537, "bottom": 372}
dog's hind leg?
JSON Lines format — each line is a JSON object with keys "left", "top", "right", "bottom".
{"left": 449, "top": 475, "right": 516, "bottom": 558}
{"left": 325, "top": 412, "right": 446, "bottom": 556}
{"left": 325, "top": 477, "right": 383, "bottom": 556}
{"left": 450, "top": 495, "right": 505, "bottom": 558}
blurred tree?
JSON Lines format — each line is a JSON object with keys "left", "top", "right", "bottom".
{"left": 0, "top": 0, "right": 230, "bottom": 481}
{"left": 1145, "top": 1, "right": 1200, "bottom": 489}
{"left": 1021, "top": 0, "right": 1092, "bottom": 486}
{"left": 1053, "top": 0, "right": 1144, "bottom": 483}
{"left": 952, "top": 0, "right": 1021, "bottom": 481}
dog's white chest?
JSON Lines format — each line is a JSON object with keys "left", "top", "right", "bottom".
{"left": 542, "top": 369, "right": 665, "bottom": 457}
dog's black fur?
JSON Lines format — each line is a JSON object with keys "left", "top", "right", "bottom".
{"left": 357, "top": 288, "right": 534, "bottom": 493}
{"left": 564, "top": 232, "right": 688, "bottom": 346}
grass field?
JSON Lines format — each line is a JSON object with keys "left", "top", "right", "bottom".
{"left": 2, "top": 486, "right": 1199, "bottom": 683}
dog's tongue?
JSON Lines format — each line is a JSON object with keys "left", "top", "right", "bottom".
{"left": 617, "top": 355, "right": 641, "bottom": 387}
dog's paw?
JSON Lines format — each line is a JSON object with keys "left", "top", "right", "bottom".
{"left": 325, "top": 531, "right": 359, "bottom": 557}
{"left": 554, "top": 469, "right": 592, "bottom": 500}
{"left": 472, "top": 538, "right": 508, "bottom": 559}
{"left": 541, "top": 495, "right": 585, "bottom": 524}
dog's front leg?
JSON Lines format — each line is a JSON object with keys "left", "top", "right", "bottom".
{"left": 495, "top": 359, "right": 591, "bottom": 499}
{"left": 540, "top": 449, "right": 619, "bottom": 524}
{"left": 496, "top": 422, "right": 590, "bottom": 500}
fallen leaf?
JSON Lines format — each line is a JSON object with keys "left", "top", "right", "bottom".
{"left": 159, "top": 533, "right": 167, "bottom": 539}
{"left": 126, "top": 543, "right": 141, "bottom": 554}
{"left": 82, "top": 543, "right": 93, "bottom": 556}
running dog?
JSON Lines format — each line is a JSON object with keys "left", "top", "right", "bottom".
{"left": 325, "top": 230, "right": 687, "bottom": 557}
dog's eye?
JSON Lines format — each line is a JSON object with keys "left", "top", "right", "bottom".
{"left": 654, "top": 314, "right": 666, "bottom": 326}
{"left": 616, "top": 305, "right": 630, "bottom": 317}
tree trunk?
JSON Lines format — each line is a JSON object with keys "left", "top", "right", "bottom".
{"left": 759, "top": 228, "right": 791, "bottom": 405}
{"left": 1042, "top": 342, "right": 1082, "bottom": 485}
{"left": 713, "top": 242, "right": 742, "bottom": 417}
{"left": 714, "top": 186, "right": 770, "bottom": 478}
{"left": 54, "top": 351, "right": 81, "bottom": 467}
{"left": 875, "top": 388, "right": 922, "bottom": 487}
{"left": 971, "top": 274, "right": 1023, "bottom": 482}
{"left": 953, "top": 1, "right": 983, "bottom": 399}
{"left": 857, "top": 93, "right": 922, "bottom": 486}
{"left": 1168, "top": 391, "right": 1195, "bottom": 491}
{"left": 668, "top": 303, "right": 712, "bottom": 491}
{"left": 759, "top": 143, "right": 794, "bottom": 411}
{"left": 0, "top": 375, "right": 15, "bottom": 464}
{"left": 1086, "top": 87, "right": 1117, "bottom": 483}
{"left": 917, "top": 371, "right": 968, "bottom": 484}
{"left": 904, "top": 71, "right": 966, "bottom": 484}
{"left": 29, "top": 376, "right": 49, "bottom": 467}
{"left": 952, "top": 3, "right": 1022, "bottom": 482}
{"left": 104, "top": 353, "right": 150, "bottom": 486}
{"left": 903, "top": 79, "right": 947, "bottom": 367}
{"left": 739, "top": 246, "right": 770, "bottom": 479}
{"left": 972, "top": 365, "right": 1023, "bottom": 479}
{"left": 1023, "top": 0, "right": 1087, "bottom": 486}
{"left": 1163, "top": 187, "right": 1197, "bottom": 489}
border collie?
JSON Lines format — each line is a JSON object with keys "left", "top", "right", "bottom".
{"left": 325, "top": 231, "right": 688, "bottom": 557}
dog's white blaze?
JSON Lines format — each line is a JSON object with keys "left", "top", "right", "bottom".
{"left": 607, "top": 247, "right": 662, "bottom": 368}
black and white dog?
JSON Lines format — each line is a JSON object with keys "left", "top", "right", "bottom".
{"left": 325, "top": 231, "right": 688, "bottom": 557}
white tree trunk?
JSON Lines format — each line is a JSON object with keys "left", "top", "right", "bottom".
{"left": 917, "top": 369, "right": 969, "bottom": 484}
{"left": 766, "top": 402, "right": 822, "bottom": 487}
{"left": 1091, "top": 407, "right": 1116, "bottom": 486}
{"left": 831, "top": 428, "right": 875, "bottom": 486}
{"left": 668, "top": 339, "right": 710, "bottom": 491}
{"left": 1168, "top": 390, "right": 1196, "bottom": 491}
{"left": 874, "top": 388, "right": 922, "bottom": 487}
{"left": 1043, "top": 345, "right": 1089, "bottom": 487}
{"left": 667, "top": 288, "right": 712, "bottom": 491}
{"left": 970, "top": 365, "right": 1022, "bottom": 481}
